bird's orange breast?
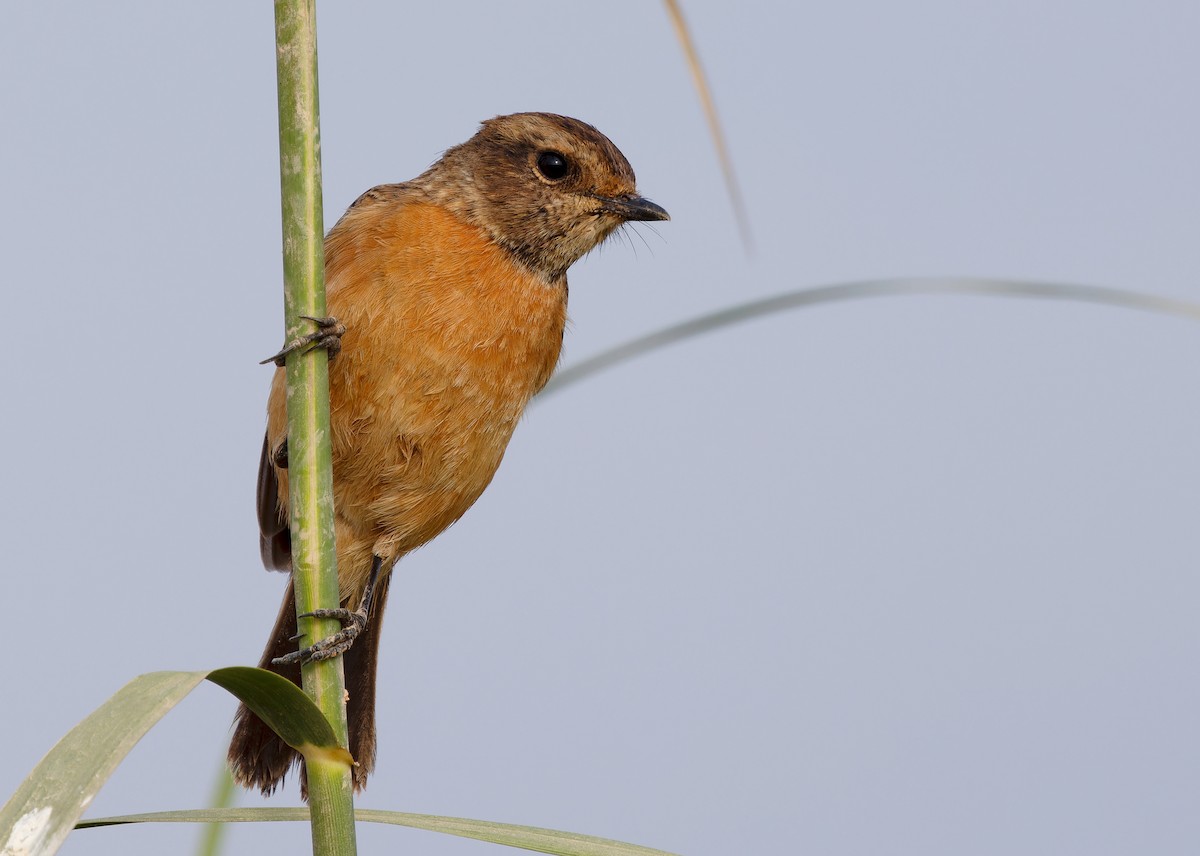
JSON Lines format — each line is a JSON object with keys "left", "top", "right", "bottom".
{"left": 267, "top": 199, "right": 567, "bottom": 596}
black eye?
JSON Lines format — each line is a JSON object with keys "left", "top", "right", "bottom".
{"left": 536, "top": 151, "right": 570, "bottom": 180}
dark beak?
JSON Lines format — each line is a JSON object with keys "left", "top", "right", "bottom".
{"left": 600, "top": 194, "right": 670, "bottom": 222}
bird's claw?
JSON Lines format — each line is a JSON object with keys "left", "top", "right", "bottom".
{"left": 261, "top": 315, "right": 347, "bottom": 367}
{"left": 271, "top": 606, "right": 367, "bottom": 666}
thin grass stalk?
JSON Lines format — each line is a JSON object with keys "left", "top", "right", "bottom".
{"left": 539, "top": 277, "right": 1200, "bottom": 398}
{"left": 192, "top": 764, "right": 235, "bottom": 856}
{"left": 273, "top": 1, "right": 357, "bottom": 854}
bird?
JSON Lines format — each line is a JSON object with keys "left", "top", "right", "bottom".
{"left": 228, "top": 112, "right": 668, "bottom": 796}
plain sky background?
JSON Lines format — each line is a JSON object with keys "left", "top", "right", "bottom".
{"left": 3, "top": 2, "right": 1199, "bottom": 854}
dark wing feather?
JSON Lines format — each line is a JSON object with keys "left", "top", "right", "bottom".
{"left": 256, "top": 432, "right": 291, "bottom": 571}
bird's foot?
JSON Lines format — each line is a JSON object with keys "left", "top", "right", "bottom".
{"left": 261, "top": 316, "right": 346, "bottom": 367}
{"left": 271, "top": 606, "right": 367, "bottom": 666}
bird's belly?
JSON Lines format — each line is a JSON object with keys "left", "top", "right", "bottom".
{"left": 330, "top": 366, "right": 526, "bottom": 565}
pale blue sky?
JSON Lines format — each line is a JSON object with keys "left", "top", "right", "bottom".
{"left": 2, "top": 2, "right": 1198, "bottom": 854}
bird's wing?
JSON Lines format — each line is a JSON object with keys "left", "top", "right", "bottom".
{"left": 256, "top": 431, "right": 292, "bottom": 571}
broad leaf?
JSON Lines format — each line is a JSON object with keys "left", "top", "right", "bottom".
{"left": 0, "top": 668, "right": 340, "bottom": 856}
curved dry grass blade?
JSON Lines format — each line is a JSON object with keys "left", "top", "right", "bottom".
{"left": 540, "top": 277, "right": 1200, "bottom": 398}
{"left": 78, "top": 808, "right": 681, "bottom": 856}
{"left": 662, "top": 0, "right": 752, "bottom": 252}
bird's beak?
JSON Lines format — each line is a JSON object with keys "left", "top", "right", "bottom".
{"left": 600, "top": 194, "right": 670, "bottom": 222}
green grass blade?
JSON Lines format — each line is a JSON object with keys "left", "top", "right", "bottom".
{"left": 0, "top": 668, "right": 345, "bottom": 856}
{"left": 192, "top": 763, "right": 236, "bottom": 856}
{"left": 0, "top": 671, "right": 206, "bottom": 856}
{"left": 78, "top": 808, "right": 682, "bottom": 856}
{"left": 540, "top": 277, "right": 1200, "bottom": 398}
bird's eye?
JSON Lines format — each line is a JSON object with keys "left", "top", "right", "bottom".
{"left": 535, "top": 151, "right": 570, "bottom": 181}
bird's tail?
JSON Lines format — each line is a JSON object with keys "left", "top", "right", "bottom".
{"left": 227, "top": 573, "right": 391, "bottom": 797}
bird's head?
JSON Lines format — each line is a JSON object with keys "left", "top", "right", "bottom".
{"left": 420, "top": 112, "right": 669, "bottom": 282}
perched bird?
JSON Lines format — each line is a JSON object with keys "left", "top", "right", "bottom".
{"left": 228, "top": 113, "right": 668, "bottom": 795}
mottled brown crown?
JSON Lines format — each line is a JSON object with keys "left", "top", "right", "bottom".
{"left": 413, "top": 112, "right": 668, "bottom": 281}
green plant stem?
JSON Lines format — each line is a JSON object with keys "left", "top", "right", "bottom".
{"left": 273, "top": 1, "right": 357, "bottom": 854}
